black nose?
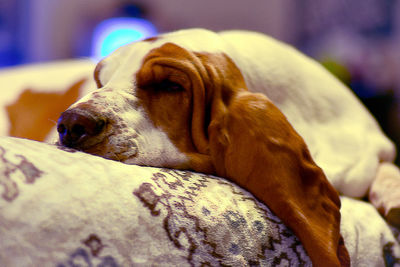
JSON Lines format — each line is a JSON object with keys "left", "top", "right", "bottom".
{"left": 57, "top": 109, "right": 106, "bottom": 148}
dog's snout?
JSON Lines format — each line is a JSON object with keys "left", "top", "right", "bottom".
{"left": 57, "top": 109, "right": 106, "bottom": 147}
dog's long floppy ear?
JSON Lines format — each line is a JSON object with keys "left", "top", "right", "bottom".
{"left": 207, "top": 89, "right": 350, "bottom": 265}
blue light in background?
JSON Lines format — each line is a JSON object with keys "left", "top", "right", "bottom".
{"left": 91, "top": 17, "right": 157, "bottom": 60}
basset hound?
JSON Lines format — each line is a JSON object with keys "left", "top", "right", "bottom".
{"left": 57, "top": 29, "right": 397, "bottom": 266}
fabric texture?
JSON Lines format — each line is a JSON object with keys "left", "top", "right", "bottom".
{"left": 1, "top": 136, "right": 399, "bottom": 267}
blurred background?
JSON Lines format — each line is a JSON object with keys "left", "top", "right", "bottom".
{"left": 1, "top": 0, "right": 400, "bottom": 160}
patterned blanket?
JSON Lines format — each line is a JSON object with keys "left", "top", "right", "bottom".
{"left": 1, "top": 136, "right": 400, "bottom": 266}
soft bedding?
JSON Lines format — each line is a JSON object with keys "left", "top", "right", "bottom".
{"left": 1, "top": 136, "right": 400, "bottom": 266}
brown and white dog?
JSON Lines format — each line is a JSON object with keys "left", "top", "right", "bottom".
{"left": 57, "top": 29, "right": 397, "bottom": 266}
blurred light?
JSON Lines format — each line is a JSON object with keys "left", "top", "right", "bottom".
{"left": 91, "top": 17, "right": 157, "bottom": 60}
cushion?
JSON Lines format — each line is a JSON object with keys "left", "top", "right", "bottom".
{"left": 1, "top": 136, "right": 400, "bottom": 266}
{"left": 0, "top": 59, "right": 95, "bottom": 141}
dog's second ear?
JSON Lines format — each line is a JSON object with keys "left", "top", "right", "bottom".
{"left": 208, "top": 91, "right": 350, "bottom": 267}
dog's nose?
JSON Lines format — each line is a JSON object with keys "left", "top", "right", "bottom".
{"left": 57, "top": 109, "right": 106, "bottom": 147}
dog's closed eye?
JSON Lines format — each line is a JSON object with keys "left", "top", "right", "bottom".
{"left": 151, "top": 80, "right": 185, "bottom": 93}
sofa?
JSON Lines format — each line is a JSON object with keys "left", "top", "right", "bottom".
{"left": 1, "top": 59, "right": 400, "bottom": 266}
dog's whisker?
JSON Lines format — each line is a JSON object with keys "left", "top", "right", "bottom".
{"left": 48, "top": 118, "right": 58, "bottom": 125}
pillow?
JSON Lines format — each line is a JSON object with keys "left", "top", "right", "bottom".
{"left": 1, "top": 136, "right": 399, "bottom": 266}
{"left": 0, "top": 59, "right": 95, "bottom": 141}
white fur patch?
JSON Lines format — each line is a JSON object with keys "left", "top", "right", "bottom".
{"left": 69, "top": 84, "right": 188, "bottom": 167}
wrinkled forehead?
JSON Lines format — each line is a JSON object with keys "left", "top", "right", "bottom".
{"left": 94, "top": 29, "right": 226, "bottom": 88}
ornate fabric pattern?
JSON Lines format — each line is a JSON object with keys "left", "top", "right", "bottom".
{"left": 0, "top": 146, "right": 43, "bottom": 201}
{"left": 0, "top": 136, "right": 399, "bottom": 266}
{"left": 133, "top": 169, "right": 310, "bottom": 266}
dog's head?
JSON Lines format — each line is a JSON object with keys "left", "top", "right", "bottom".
{"left": 57, "top": 29, "right": 242, "bottom": 171}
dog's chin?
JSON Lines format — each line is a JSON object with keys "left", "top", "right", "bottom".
{"left": 57, "top": 132, "right": 189, "bottom": 169}
{"left": 121, "top": 152, "right": 191, "bottom": 170}
{"left": 97, "top": 150, "right": 190, "bottom": 170}
{"left": 56, "top": 134, "right": 139, "bottom": 163}
{"left": 84, "top": 141, "right": 138, "bottom": 163}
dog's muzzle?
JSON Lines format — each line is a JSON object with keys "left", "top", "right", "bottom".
{"left": 57, "top": 108, "right": 106, "bottom": 148}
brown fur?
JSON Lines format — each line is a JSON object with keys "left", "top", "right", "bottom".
{"left": 143, "top": 36, "right": 160, "bottom": 42}
{"left": 94, "top": 61, "right": 104, "bottom": 88}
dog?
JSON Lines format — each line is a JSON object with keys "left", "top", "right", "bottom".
{"left": 57, "top": 28, "right": 397, "bottom": 266}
